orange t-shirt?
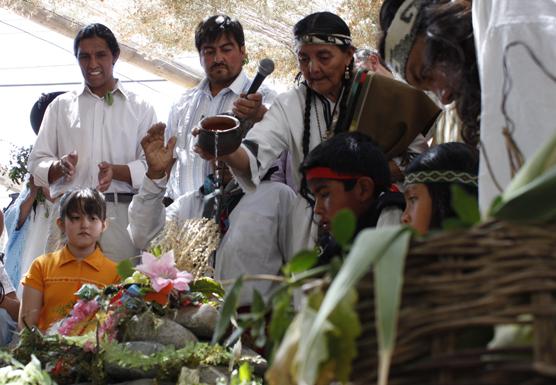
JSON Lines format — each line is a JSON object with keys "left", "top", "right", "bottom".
{"left": 22, "top": 245, "right": 120, "bottom": 331}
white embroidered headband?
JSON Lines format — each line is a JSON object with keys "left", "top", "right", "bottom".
{"left": 384, "top": 0, "right": 424, "bottom": 80}
{"left": 404, "top": 170, "right": 479, "bottom": 187}
{"left": 295, "top": 33, "right": 352, "bottom": 50}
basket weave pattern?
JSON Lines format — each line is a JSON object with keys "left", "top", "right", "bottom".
{"left": 353, "top": 221, "right": 556, "bottom": 385}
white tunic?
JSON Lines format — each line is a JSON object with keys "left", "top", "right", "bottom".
{"left": 28, "top": 81, "right": 156, "bottom": 197}
{"left": 233, "top": 86, "right": 329, "bottom": 258}
{"left": 473, "top": 0, "right": 556, "bottom": 212}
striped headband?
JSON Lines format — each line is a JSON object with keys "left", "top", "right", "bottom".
{"left": 404, "top": 170, "right": 478, "bottom": 187}
{"left": 384, "top": 0, "right": 425, "bottom": 81}
{"left": 295, "top": 33, "right": 352, "bottom": 50}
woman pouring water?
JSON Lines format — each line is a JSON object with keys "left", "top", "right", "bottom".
{"left": 196, "top": 11, "right": 359, "bottom": 258}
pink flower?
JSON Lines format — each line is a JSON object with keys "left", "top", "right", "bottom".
{"left": 135, "top": 251, "right": 193, "bottom": 292}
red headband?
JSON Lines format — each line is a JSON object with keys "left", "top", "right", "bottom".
{"left": 305, "top": 167, "right": 363, "bottom": 181}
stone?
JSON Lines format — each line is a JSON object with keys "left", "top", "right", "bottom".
{"left": 124, "top": 312, "right": 198, "bottom": 348}
{"left": 170, "top": 304, "right": 219, "bottom": 339}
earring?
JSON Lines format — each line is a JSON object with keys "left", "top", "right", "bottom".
{"left": 344, "top": 65, "right": 350, "bottom": 80}
{"left": 242, "top": 57, "right": 249, "bottom": 66}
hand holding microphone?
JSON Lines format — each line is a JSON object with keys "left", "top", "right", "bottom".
{"left": 233, "top": 58, "right": 275, "bottom": 124}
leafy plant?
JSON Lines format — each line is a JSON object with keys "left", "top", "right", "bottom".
{"left": 7, "top": 144, "right": 32, "bottom": 185}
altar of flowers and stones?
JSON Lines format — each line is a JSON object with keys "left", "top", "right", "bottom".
{"left": 8, "top": 249, "right": 265, "bottom": 385}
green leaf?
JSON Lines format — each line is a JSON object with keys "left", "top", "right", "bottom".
{"left": 326, "top": 288, "right": 361, "bottom": 382}
{"left": 116, "top": 259, "right": 134, "bottom": 279}
{"left": 331, "top": 209, "right": 357, "bottom": 247}
{"left": 492, "top": 165, "right": 556, "bottom": 223}
{"left": 283, "top": 249, "right": 319, "bottom": 276}
{"left": 105, "top": 91, "right": 114, "bottom": 106}
{"left": 238, "top": 361, "right": 252, "bottom": 382}
{"left": 268, "top": 288, "right": 293, "bottom": 357}
{"left": 190, "top": 277, "right": 226, "bottom": 298}
{"left": 150, "top": 244, "right": 162, "bottom": 257}
{"left": 212, "top": 276, "right": 243, "bottom": 344}
{"left": 250, "top": 289, "right": 266, "bottom": 316}
{"left": 450, "top": 184, "right": 480, "bottom": 225}
{"left": 297, "top": 226, "right": 412, "bottom": 385}
{"left": 296, "top": 302, "right": 334, "bottom": 385}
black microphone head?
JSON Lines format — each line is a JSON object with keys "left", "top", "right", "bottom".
{"left": 258, "top": 58, "right": 275, "bottom": 77}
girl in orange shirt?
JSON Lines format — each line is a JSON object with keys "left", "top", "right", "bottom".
{"left": 19, "top": 188, "right": 119, "bottom": 332}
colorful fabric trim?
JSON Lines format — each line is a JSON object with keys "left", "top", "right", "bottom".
{"left": 306, "top": 167, "right": 363, "bottom": 181}
{"left": 404, "top": 170, "right": 479, "bottom": 186}
{"left": 384, "top": 0, "right": 424, "bottom": 80}
{"left": 295, "top": 33, "right": 352, "bottom": 49}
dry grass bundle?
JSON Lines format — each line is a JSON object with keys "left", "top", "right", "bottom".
{"left": 151, "top": 217, "right": 221, "bottom": 279}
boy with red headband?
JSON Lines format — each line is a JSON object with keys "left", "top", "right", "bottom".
{"left": 299, "top": 132, "right": 404, "bottom": 264}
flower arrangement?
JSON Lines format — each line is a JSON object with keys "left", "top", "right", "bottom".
{"left": 53, "top": 250, "right": 219, "bottom": 340}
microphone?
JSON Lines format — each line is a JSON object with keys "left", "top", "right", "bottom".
{"left": 246, "top": 58, "right": 275, "bottom": 95}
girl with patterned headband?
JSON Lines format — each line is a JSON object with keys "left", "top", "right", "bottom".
{"left": 402, "top": 142, "right": 479, "bottom": 234}
{"left": 378, "top": 0, "right": 479, "bottom": 147}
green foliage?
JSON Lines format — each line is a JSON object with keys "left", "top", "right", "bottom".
{"left": 0, "top": 352, "right": 56, "bottom": 385}
{"left": 296, "top": 226, "right": 412, "bottom": 385}
{"left": 190, "top": 276, "right": 226, "bottom": 299}
{"left": 103, "top": 340, "right": 231, "bottom": 379}
{"left": 283, "top": 249, "right": 319, "bottom": 275}
{"left": 490, "top": 130, "right": 556, "bottom": 223}
{"left": 212, "top": 276, "right": 244, "bottom": 344}
{"left": 116, "top": 259, "right": 135, "bottom": 280}
{"left": 451, "top": 184, "right": 481, "bottom": 225}
{"left": 331, "top": 209, "right": 357, "bottom": 248}
{"left": 7, "top": 145, "right": 32, "bottom": 185}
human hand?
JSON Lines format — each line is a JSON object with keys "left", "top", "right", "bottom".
{"left": 141, "top": 122, "right": 176, "bottom": 180}
{"left": 232, "top": 93, "right": 267, "bottom": 123}
{"left": 97, "top": 162, "right": 114, "bottom": 192}
{"left": 59, "top": 150, "right": 78, "bottom": 181}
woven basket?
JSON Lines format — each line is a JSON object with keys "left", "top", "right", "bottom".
{"left": 352, "top": 221, "right": 556, "bottom": 385}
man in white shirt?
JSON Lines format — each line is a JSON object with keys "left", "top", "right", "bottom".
{"left": 165, "top": 14, "right": 276, "bottom": 200}
{"left": 129, "top": 124, "right": 295, "bottom": 305}
{"left": 28, "top": 23, "right": 157, "bottom": 262}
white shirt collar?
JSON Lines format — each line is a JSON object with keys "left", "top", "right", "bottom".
{"left": 79, "top": 79, "right": 128, "bottom": 100}
{"left": 199, "top": 69, "right": 249, "bottom": 97}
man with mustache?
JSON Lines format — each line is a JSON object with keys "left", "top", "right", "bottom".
{"left": 164, "top": 15, "right": 276, "bottom": 200}
{"left": 28, "top": 23, "right": 157, "bottom": 262}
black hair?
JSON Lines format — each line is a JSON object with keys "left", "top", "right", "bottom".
{"left": 59, "top": 188, "right": 107, "bottom": 222}
{"left": 299, "top": 132, "right": 391, "bottom": 204}
{"left": 405, "top": 142, "right": 479, "bottom": 229}
{"left": 293, "top": 12, "right": 355, "bottom": 160}
{"left": 378, "top": 0, "right": 480, "bottom": 146}
{"left": 195, "top": 15, "right": 245, "bottom": 52}
{"left": 30, "top": 91, "right": 66, "bottom": 135}
{"left": 74, "top": 23, "right": 120, "bottom": 57}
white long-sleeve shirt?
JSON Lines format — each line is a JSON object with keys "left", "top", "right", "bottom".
{"left": 473, "top": 0, "right": 556, "bottom": 212}
{"left": 165, "top": 69, "right": 277, "bottom": 199}
{"left": 128, "top": 176, "right": 296, "bottom": 305}
{"left": 28, "top": 81, "right": 157, "bottom": 198}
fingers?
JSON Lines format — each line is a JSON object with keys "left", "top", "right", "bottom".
{"left": 147, "top": 122, "right": 166, "bottom": 137}
{"left": 191, "top": 127, "right": 201, "bottom": 137}
{"left": 233, "top": 93, "right": 263, "bottom": 119}
{"left": 194, "top": 144, "right": 215, "bottom": 161}
{"left": 166, "top": 136, "right": 177, "bottom": 154}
